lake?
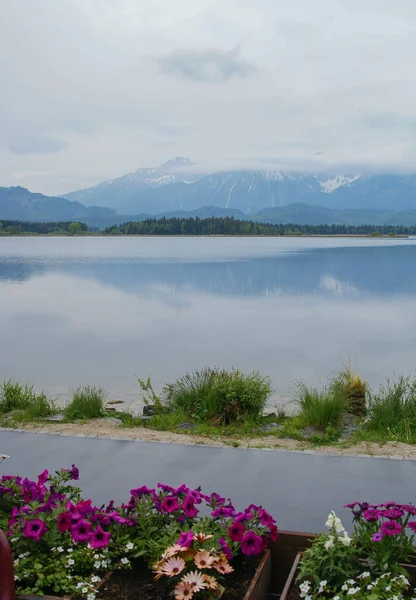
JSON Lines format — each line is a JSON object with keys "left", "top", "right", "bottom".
{"left": 1, "top": 236, "right": 416, "bottom": 412}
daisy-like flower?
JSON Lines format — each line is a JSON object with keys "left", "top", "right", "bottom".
{"left": 152, "top": 562, "right": 165, "bottom": 581}
{"left": 203, "top": 574, "right": 219, "bottom": 590}
{"left": 194, "top": 550, "right": 215, "bottom": 569}
{"left": 162, "top": 556, "right": 186, "bottom": 577}
{"left": 174, "top": 580, "right": 194, "bottom": 600}
{"left": 163, "top": 545, "right": 188, "bottom": 559}
{"left": 213, "top": 557, "right": 234, "bottom": 575}
{"left": 193, "top": 533, "right": 213, "bottom": 543}
{"left": 182, "top": 570, "right": 207, "bottom": 592}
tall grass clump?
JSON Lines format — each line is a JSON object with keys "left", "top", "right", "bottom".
{"left": 333, "top": 363, "right": 368, "bottom": 416}
{"left": 0, "top": 380, "right": 35, "bottom": 413}
{"left": 162, "top": 368, "right": 273, "bottom": 425}
{"left": 365, "top": 376, "right": 416, "bottom": 443}
{"left": 64, "top": 385, "right": 107, "bottom": 420}
{"left": 296, "top": 381, "right": 348, "bottom": 428}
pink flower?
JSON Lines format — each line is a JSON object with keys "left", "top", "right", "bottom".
{"left": 37, "top": 469, "right": 49, "bottom": 486}
{"left": 372, "top": 532, "right": 383, "bottom": 542}
{"left": 90, "top": 526, "right": 111, "bottom": 549}
{"left": 362, "top": 509, "right": 381, "bottom": 522}
{"left": 57, "top": 511, "right": 72, "bottom": 532}
{"left": 241, "top": 531, "right": 263, "bottom": 556}
{"left": 259, "top": 508, "right": 275, "bottom": 527}
{"left": 269, "top": 524, "right": 279, "bottom": 542}
{"left": 407, "top": 521, "right": 416, "bottom": 532}
{"left": 161, "top": 496, "right": 180, "bottom": 513}
{"left": 229, "top": 520, "right": 245, "bottom": 542}
{"left": 71, "top": 518, "right": 92, "bottom": 543}
{"left": 183, "top": 496, "right": 199, "bottom": 518}
{"left": 219, "top": 538, "right": 233, "bottom": 561}
{"left": 383, "top": 508, "right": 404, "bottom": 519}
{"left": 177, "top": 531, "right": 194, "bottom": 547}
{"left": 22, "top": 518, "right": 47, "bottom": 541}
{"left": 130, "top": 486, "right": 155, "bottom": 498}
{"left": 380, "top": 521, "right": 402, "bottom": 536}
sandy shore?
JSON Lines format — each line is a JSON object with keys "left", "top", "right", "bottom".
{"left": 11, "top": 421, "right": 416, "bottom": 460}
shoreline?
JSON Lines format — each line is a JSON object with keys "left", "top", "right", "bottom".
{"left": 0, "top": 233, "right": 412, "bottom": 239}
{"left": 4, "top": 421, "right": 416, "bottom": 461}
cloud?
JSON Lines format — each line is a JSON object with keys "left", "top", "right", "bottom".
{"left": 8, "top": 137, "right": 68, "bottom": 156}
{"left": 0, "top": 0, "right": 415, "bottom": 194}
{"left": 157, "top": 46, "right": 257, "bottom": 82}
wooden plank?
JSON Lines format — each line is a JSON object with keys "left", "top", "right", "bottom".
{"left": 269, "top": 530, "right": 317, "bottom": 593}
{"left": 243, "top": 549, "right": 272, "bottom": 600}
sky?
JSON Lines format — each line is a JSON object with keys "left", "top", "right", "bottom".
{"left": 0, "top": 0, "right": 415, "bottom": 195}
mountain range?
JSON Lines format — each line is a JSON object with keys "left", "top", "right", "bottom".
{"left": 1, "top": 157, "right": 416, "bottom": 228}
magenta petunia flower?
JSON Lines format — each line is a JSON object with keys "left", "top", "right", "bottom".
{"left": 161, "top": 496, "right": 180, "bottom": 513}
{"left": 182, "top": 496, "right": 199, "bottom": 518}
{"left": 407, "top": 521, "right": 416, "bottom": 532}
{"left": 219, "top": 537, "right": 233, "bottom": 560}
{"left": 401, "top": 504, "right": 416, "bottom": 516}
{"left": 362, "top": 509, "right": 381, "bottom": 522}
{"left": 71, "top": 518, "right": 92, "bottom": 543}
{"left": 381, "top": 520, "right": 403, "bottom": 536}
{"left": 158, "top": 483, "right": 176, "bottom": 493}
{"left": 241, "top": 531, "right": 263, "bottom": 556}
{"left": 37, "top": 469, "right": 49, "bottom": 486}
{"left": 90, "top": 526, "right": 111, "bottom": 550}
{"left": 57, "top": 511, "right": 72, "bottom": 532}
{"left": 269, "top": 524, "right": 279, "bottom": 542}
{"left": 229, "top": 520, "right": 246, "bottom": 542}
{"left": 130, "top": 486, "right": 155, "bottom": 498}
{"left": 259, "top": 508, "right": 275, "bottom": 527}
{"left": 211, "top": 506, "right": 235, "bottom": 519}
{"left": 372, "top": 532, "right": 383, "bottom": 542}
{"left": 177, "top": 531, "right": 194, "bottom": 547}
{"left": 75, "top": 500, "right": 94, "bottom": 516}
{"left": 22, "top": 518, "right": 47, "bottom": 541}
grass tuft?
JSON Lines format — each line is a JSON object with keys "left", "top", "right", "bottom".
{"left": 64, "top": 386, "right": 107, "bottom": 420}
{"left": 296, "top": 381, "right": 348, "bottom": 429}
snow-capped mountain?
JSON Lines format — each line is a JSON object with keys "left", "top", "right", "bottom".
{"left": 62, "top": 158, "right": 416, "bottom": 214}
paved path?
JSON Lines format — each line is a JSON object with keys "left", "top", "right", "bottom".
{"left": 1, "top": 430, "right": 415, "bottom": 532}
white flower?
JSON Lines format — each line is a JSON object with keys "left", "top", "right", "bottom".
{"left": 94, "top": 561, "right": 101, "bottom": 569}
{"left": 341, "top": 584, "right": 348, "bottom": 591}
{"left": 347, "top": 588, "right": 360, "bottom": 595}
{"left": 67, "top": 575, "right": 72, "bottom": 579}
{"left": 67, "top": 548, "right": 73, "bottom": 553}
{"left": 325, "top": 512, "right": 335, "bottom": 528}
{"left": 318, "top": 580, "right": 328, "bottom": 593}
{"left": 14, "top": 575, "right": 19, "bottom": 581}
{"left": 18, "top": 552, "right": 29, "bottom": 559}
{"left": 76, "top": 582, "right": 83, "bottom": 589}
{"left": 126, "top": 542, "right": 134, "bottom": 551}
{"left": 87, "top": 594, "right": 96, "bottom": 600}
{"left": 333, "top": 597, "right": 340, "bottom": 600}
{"left": 94, "top": 554, "right": 101, "bottom": 560}
{"left": 299, "top": 580, "right": 311, "bottom": 598}
{"left": 120, "top": 557, "right": 130, "bottom": 565}
{"left": 101, "top": 560, "right": 108, "bottom": 568}
{"left": 91, "top": 576, "right": 101, "bottom": 583}
{"left": 324, "top": 535, "right": 335, "bottom": 550}
{"left": 68, "top": 559, "right": 75, "bottom": 566}
{"left": 13, "top": 559, "right": 19, "bottom": 566}
{"left": 357, "top": 572, "right": 370, "bottom": 579}
{"left": 11, "top": 537, "right": 18, "bottom": 543}
{"left": 386, "top": 585, "right": 392, "bottom": 592}
{"left": 339, "top": 533, "right": 351, "bottom": 546}
{"left": 367, "top": 584, "right": 373, "bottom": 590}
{"left": 57, "top": 546, "right": 64, "bottom": 553}
{"left": 334, "top": 519, "right": 345, "bottom": 534}
{"left": 82, "top": 588, "right": 88, "bottom": 594}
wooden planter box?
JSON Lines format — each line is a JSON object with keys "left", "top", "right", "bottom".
{"left": 14, "top": 551, "right": 271, "bottom": 600}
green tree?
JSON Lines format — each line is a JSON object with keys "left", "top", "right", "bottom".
{"left": 68, "top": 222, "right": 83, "bottom": 235}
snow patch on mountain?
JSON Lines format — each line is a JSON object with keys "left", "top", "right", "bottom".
{"left": 319, "top": 175, "right": 360, "bottom": 193}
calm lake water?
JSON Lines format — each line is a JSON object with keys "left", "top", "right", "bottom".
{"left": 1, "top": 236, "right": 416, "bottom": 411}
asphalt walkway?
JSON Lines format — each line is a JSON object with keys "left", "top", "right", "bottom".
{"left": 1, "top": 430, "right": 414, "bottom": 532}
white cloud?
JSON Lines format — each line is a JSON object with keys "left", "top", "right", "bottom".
{"left": 0, "top": 0, "right": 415, "bottom": 194}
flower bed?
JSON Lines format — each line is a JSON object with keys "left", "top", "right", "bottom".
{"left": 0, "top": 465, "right": 276, "bottom": 600}
{"left": 280, "top": 503, "right": 416, "bottom": 600}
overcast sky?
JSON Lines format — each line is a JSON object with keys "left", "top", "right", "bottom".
{"left": 1, "top": 0, "right": 415, "bottom": 195}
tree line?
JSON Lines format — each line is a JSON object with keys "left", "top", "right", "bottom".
{"left": 0, "top": 221, "right": 89, "bottom": 235}
{"left": 103, "top": 217, "right": 416, "bottom": 236}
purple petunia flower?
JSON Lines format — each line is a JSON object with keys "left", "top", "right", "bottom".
{"left": 161, "top": 496, "right": 180, "bottom": 513}
{"left": 177, "top": 531, "right": 194, "bottom": 547}
{"left": 182, "top": 496, "right": 199, "bottom": 519}
{"left": 229, "top": 520, "right": 246, "bottom": 542}
{"left": 37, "top": 469, "right": 49, "bottom": 486}
{"left": 69, "top": 464, "right": 79, "bottom": 480}
{"left": 219, "top": 537, "right": 233, "bottom": 561}
{"left": 157, "top": 483, "right": 176, "bottom": 493}
{"left": 71, "top": 518, "right": 92, "bottom": 543}
{"left": 57, "top": 511, "right": 72, "bottom": 532}
{"left": 372, "top": 532, "right": 383, "bottom": 542}
{"left": 130, "top": 486, "right": 155, "bottom": 499}
{"left": 22, "top": 518, "right": 47, "bottom": 541}
{"left": 90, "top": 526, "right": 111, "bottom": 550}
{"left": 259, "top": 508, "right": 275, "bottom": 527}
{"left": 211, "top": 506, "right": 235, "bottom": 519}
{"left": 241, "top": 531, "right": 263, "bottom": 556}
{"left": 408, "top": 521, "right": 416, "bottom": 532}
{"left": 381, "top": 520, "right": 403, "bottom": 536}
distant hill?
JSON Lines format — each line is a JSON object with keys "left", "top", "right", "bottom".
{"left": 0, "top": 186, "right": 116, "bottom": 222}
{"left": 62, "top": 157, "right": 416, "bottom": 214}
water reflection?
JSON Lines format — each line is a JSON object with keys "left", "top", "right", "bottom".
{"left": 0, "top": 238, "right": 415, "bottom": 406}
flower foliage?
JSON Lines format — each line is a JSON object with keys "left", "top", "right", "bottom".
{"left": 299, "top": 572, "right": 415, "bottom": 600}
{"left": 0, "top": 465, "right": 277, "bottom": 598}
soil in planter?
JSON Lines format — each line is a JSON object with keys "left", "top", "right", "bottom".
{"left": 95, "top": 556, "right": 262, "bottom": 600}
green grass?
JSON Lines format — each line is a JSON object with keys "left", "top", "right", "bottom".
{"left": 364, "top": 376, "right": 416, "bottom": 443}
{"left": 64, "top": 386, "right": 107, "bottom": 420}
{"left": 162, "top": 367, "right": 273, "bottom": 425}
{"left": 0, "top": 380, "right": 56, "bottom": 421}
{"left": 296, "top": 381, "right": 348, "bottom": 429}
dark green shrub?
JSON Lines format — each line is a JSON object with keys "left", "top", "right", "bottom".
{"left": 0, "top": 380, "right": 35, "bottom": 413}
{"left": 296, "top": 382, "right": 348, "bottom": 428}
